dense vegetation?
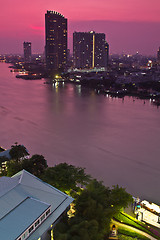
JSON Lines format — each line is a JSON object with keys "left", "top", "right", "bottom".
{"left": 0, "top": 143, "right": 47, "bottom": 177}
{"left": 54, "top": 180, "right": 132, "bottom": 240}
{"left": 118, "top": 227, "right": 149, "bottom": 240}
{"left": 0, "top": 143, "right": 134, "bottom": 239}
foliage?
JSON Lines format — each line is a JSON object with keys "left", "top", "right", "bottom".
{"left": 9, "top": 142, "right": 29, "bottom": 161}
{"left": 6, "top": 154, "right": 47, "bottom": 177}
{"left": 75, "top": 180, "right": 111, "bottom": 220}
{"left": 75, "top": 181, "right": 132, "bottom": 222}
{"left": 109, "top": 185, "right": 133, "bottom": 210}
{"left": 114, "top": 213, "right": 147, "bottom": 231}
{"left": 27, "top": 154, "right": 48, "bottom": 176}
{"left": 118, "top": 234, "right": 147, "bottom": 240}
{"left": 55, "top": 218, "right": 101, "bottom": 240}
{"left": 74, "top": 180, "right": 118, "bottom": 237}
{"left": 118, "top": 226, "right": 149, "bottom": 240}
{"left": 6, "top": 160, "right": 23, "bottom": 176}
{"left": 42, "top": 163, "right": 91, "bottom": 195}
{"left": 55, "top": 179, "right": 133, "bottom": 240}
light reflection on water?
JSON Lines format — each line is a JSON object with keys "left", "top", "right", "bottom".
{"left": 0, "top": 63, "right": 160, "bottom": 203}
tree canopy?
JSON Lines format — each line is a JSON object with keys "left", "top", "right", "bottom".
{"left": 6, "top": 160, "right": 23, "bottom": 176}
{"left": 55, "top": 179, "right": 133, "bottom": 240}
{"left": 42, "top": 163, "right": 91, "bottom": 194}
{"left": 9, "top": 143, "right": 29, "bottom": 161}
{"left": 6, "top": 154, "right": 48, "bottom": 177}
{"left": 109, "top": 184, "right": 133, "bottom": 210}
{"left": 18, "top": 154, "right": 48, "bottom": 176}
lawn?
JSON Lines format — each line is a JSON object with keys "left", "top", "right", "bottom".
{"left": 118, "top": 227, "right": 149, "bottom": 240}
{"left": 118, "top": 234, "right": 148, "bottom": 240}
{"left": 114, "top": 212, "right": 159, "bottom": 239}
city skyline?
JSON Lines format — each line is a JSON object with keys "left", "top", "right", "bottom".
{"left": 0, "top": 0, "right": 160, "bottom": 55}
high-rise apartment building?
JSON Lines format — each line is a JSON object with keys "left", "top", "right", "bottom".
{"left": 45, "top": 11, "right": 67, "bottom": 72}
{"left": 23, "top": 42, "right": 32, "bottom": 63}
{"left": 73, "top": 31, "right": 109, "bottom": 69}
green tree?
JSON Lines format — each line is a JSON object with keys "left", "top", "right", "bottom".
{"left": 55, "top": 217, "right": 100, "bottom": 240}
{"left": 6, "top": 154, "right": 47, "bottom": 177}
{"left": 58, "top": 180, "right": 133, "bottom": 240}
{"left": 110, "top": 185, "right": 133, "bottom": 210}
{"left": 74, "top": 179, "right": 111, "bottom": 237}
{"left": 9, "top": 143, "right": 29, "bottom": 161}
{"left": 55, "top": 180, "right": 112, "bottom": 240}
{"left": 42, "top": 163, "right": 91, "bottom": 194}
{"left": 6, "top": 160, "right": 22, "bottom": 176}
{"left": 28, "top": 154, "right": 48, "bottom": 176}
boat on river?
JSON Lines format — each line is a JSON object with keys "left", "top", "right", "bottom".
{"left": 16, "top": 74, "right": 42, "bottom": 80}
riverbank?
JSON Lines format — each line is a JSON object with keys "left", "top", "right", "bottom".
{"left": 1, "top": 62, "right": 160, "bottom": 204}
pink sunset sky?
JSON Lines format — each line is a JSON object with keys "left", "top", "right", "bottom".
{"left": 0, "top": 0, "right": 160, "bottom": 55}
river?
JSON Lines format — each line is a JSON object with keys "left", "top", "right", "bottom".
{"left": 0, "top": 62, "right": 160, "bottom": 203}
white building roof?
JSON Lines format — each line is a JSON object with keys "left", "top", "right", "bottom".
{"left": 0, "top": 170, "right": 73, "bottom": 240}
{"left": 141, "top": 200, "right": 160, "bottom": 214}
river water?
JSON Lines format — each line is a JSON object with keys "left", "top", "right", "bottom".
{"left": 0, "top": 63, "right": 160, "bottom": 203}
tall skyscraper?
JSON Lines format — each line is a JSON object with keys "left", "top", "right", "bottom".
{"left": 73, "top": 31, "right": 109, "bottom": 69}
{"left": 23, "top": 42, "right": 32, "bottom": 63}
{"left": 45, "top": 11, "right": 67, "bottom": 72}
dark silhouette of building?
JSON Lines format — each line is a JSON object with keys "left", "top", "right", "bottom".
{"left": 45, "top": 11, "right": 67, "bottom": 72}
{"left": 73, "top": 31, "right": 109, "bottom": 69}
{"left": 105, "top": 42, "right": 109, "bottom": 67}
{"left": 23, "top": 42, "right": 32, "bottom": 63}
{"left": 157, "top": 47, "right": 160, "bottom": 64}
